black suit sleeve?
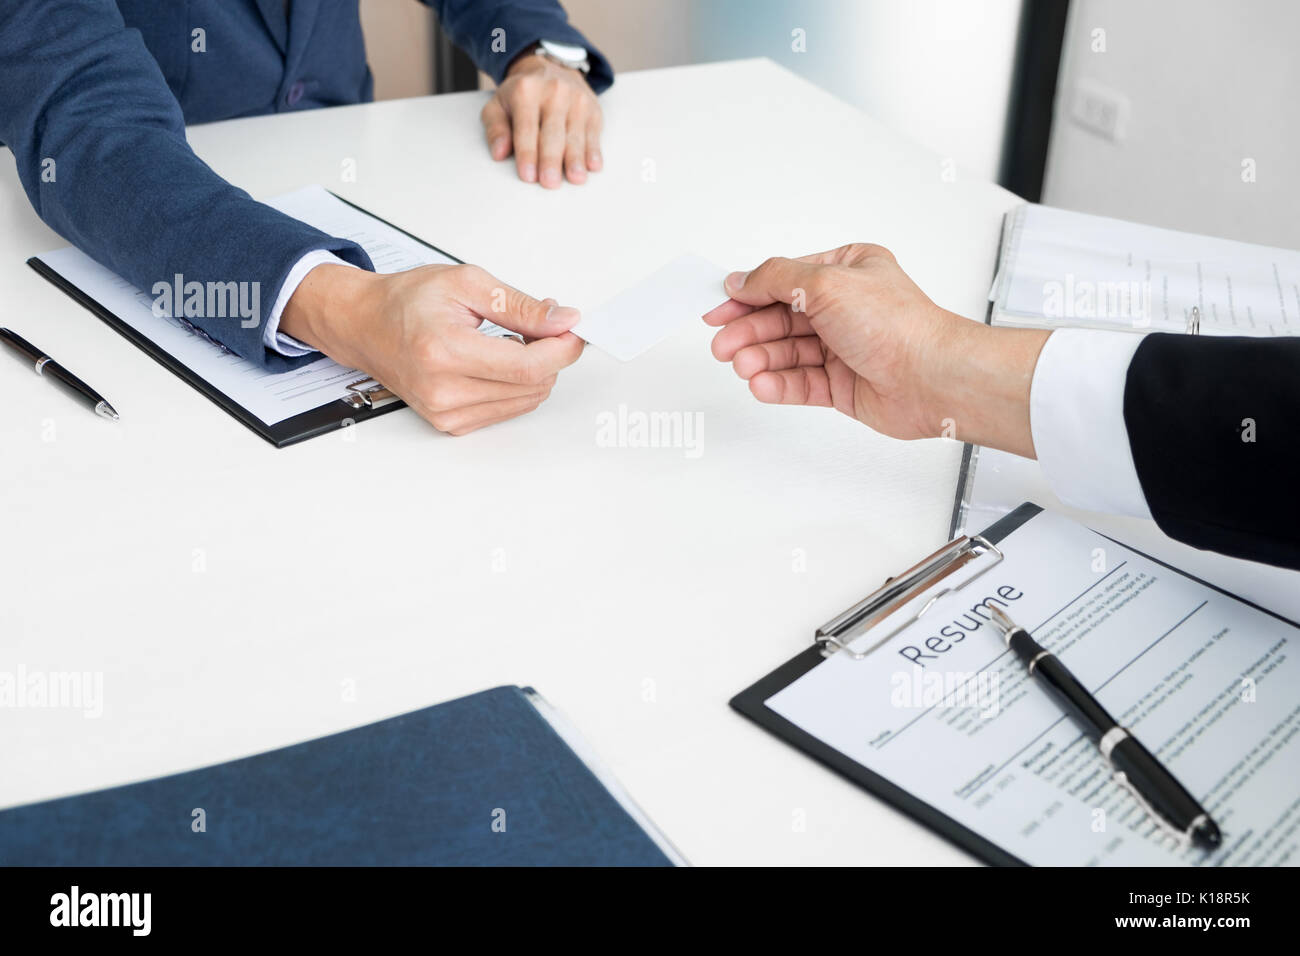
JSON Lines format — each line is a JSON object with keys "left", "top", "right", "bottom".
{"left": 1124, "top": 333, "right": 1300, "bottom": 570}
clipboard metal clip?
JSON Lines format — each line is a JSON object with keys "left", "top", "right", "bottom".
{"left": 343, "top": 377, "right": 397, "bottom": 409}
{"left": 816, "top": 534, "right": 1004, "bottom": 660}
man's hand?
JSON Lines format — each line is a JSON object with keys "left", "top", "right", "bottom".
{"left": 282, "top": 263, "right": 584, "bottom": 436}
{"left": 481, "top": 49, "right": 602, "bottom": 188}
{"left": 702, "top": 244, "right": 1050, "bottom": 458}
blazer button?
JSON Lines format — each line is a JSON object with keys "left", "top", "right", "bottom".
{"left": 286, "top": 81, "right": 305, "bottom": 106}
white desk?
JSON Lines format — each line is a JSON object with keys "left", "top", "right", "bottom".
{"left": 0, "top": 60, "right": 1024, "bottom": 865}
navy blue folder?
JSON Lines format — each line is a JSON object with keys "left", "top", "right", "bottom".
{"left": 0, "top": 686, "right": 676, "bottom": 866}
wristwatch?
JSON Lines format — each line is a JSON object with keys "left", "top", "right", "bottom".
{"left": 534, "top": 39, "right": 590, "bottom": 74}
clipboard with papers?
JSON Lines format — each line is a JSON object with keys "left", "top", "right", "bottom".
{"left": 26, "top": 186, "right": 515, "bottom": 448}
{"left": 29, "top": 246, "right": 401, "bottom": 447}
{"left": 731, "top": 502, "right": 1300, "bottom": 866}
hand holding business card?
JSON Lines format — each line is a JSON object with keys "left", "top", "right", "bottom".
{"left": 571, "top": 254, "right": 725, "bottom": 361}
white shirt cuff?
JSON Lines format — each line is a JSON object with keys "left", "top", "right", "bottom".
{"left": 263, "top": 250, "right": 359, "bottom": 356}
{"left": 1029, "top": 328, "right": 1153, "bottom": 520}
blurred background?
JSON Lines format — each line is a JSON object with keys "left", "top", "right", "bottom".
{"left": 360, "top": 0, "right": 1300, "bottom": 248}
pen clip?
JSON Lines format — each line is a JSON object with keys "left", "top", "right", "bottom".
{"left": 1101, "top": 730, "right": 1193, "bottom": 850}
{"left": 1110, "top": 767, "right": 1192, "bottom": 850}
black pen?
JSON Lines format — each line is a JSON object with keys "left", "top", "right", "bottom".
{"left": 989, "top": 605, "right": 1222, "bottom": 851}
{"left": 0, "top": 327, "right": 119, "bottom": 420}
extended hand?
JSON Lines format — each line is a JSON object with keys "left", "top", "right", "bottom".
{"left": 481, "top": 51, "right": 602, "bottom": 188}
{"left": 703, "top": 244, "right": 1049, "bottom": 457}
{"left": 283, "top": 263, "right": 584, "bottom": 435}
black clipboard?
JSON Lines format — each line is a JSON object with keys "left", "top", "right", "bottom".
{"left": 25, "top": 193, "right": 466, "bottom": 448}
{"left": 730, "top": 500, "right": 1300, "bottom": 867}
{"left": 731, "top": 503, "right": 1040, "bottom": 867}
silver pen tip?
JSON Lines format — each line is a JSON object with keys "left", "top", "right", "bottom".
{"left": 989, "top": 604, "right": 1014, "bottom": 634}
{"left": 95, "top": 401, "right": 120, "bottom": 422}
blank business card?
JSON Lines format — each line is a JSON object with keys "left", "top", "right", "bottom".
{"left": 572, "top": 254, "right": 726, "bottom": 361}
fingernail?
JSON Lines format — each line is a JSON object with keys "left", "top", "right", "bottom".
{"left": 490, "top": 137, "right": 507, "bottom": 158}
{"left": 570, "top": 164, "right": 587, "bottom": 181}
{"left": 541, "top": 167, "right": 561, "bottom": 188}
{"left": 521, "top": 163, "right": 537, "bottom": 182}
{"left": 589, "top": 151, "right": 603, "bottom": 170}
{"left": 725, "top": 271, "right": 749, "bottom": 292}
{"left": 548, "top": 305, "right": 580, "bottom": 326}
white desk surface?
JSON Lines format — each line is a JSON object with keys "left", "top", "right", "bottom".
{"left": 0, "top": 59, "right": 1027, "bottom": 866}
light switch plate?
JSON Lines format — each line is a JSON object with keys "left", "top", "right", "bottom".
{"left": 1070, "top": 78, "right": 1129, "bottom": 142}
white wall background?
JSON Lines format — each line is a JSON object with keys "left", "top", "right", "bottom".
{"left": 379, "top": 0, "right": 1297, "bottom": 250}
{"left": 564, "top": 0, "right": 1025, "bottom": 182}
{"left": 1044, "top": 0, "right": 1300, "bottom": 249}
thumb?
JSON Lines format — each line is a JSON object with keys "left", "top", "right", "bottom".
{"left": 722, "top": 256, "right": 823, "bottom": 310}
{"left": 459, "top": 266, "right": 580, "bottom": 338}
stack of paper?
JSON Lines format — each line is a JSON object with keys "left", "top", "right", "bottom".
{"left": 989, "top": 204, "right": 1300, "bottom": 336}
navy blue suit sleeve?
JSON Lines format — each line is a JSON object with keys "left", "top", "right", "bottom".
{"left": 424, "top": 0, "right": 614, "bottom": 93}
{"left": 0, "top": 0, "right": 374, "bottom": 371}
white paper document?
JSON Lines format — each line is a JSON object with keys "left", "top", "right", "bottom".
{"left": 990, "top": 203, "right": 1300, "bottom": 336}
{"left": 573, "top": 254, "right": 726, "bottom": 361}
{"left": 36, "top": 185, "right": 490, "bottom": 426}
{"left": 767, "top": 510, "right": 1300, "bottom": 866}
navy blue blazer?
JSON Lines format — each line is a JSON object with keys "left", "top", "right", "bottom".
{"left": 1, "top": 1, "right": 612, "bottom": 370}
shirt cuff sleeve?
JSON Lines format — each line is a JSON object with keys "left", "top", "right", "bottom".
{"left": 1029, "top": 328, "right": 1153, "bottom": 520}
{"left": 262, "top": 250, "right": 359, "bottom": 357}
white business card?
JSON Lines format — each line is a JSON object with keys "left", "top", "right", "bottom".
{"left": 572, "top": 254, "right": 726, "bottom": 361}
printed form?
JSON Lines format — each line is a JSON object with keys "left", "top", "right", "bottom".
{"left": 991, "top": 204, "right": 1300, "bottom": 336}
{"left": 36, "top": 186, "right": 470, "bottom": 425}
{"left": 768, "top": 510, "right": 1300, "bottom": 865}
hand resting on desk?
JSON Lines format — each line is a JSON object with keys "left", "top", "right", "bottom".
{"left": 482, "top": 52, "right": 604, "bottom": 188}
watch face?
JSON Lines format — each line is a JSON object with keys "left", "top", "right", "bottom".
{"left": 540, "top": 39, "right": 588, "bottom": 64}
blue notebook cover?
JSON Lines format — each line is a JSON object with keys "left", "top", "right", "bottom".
{"left": 0, "top": 686, "right": 675, "bottom": 866}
